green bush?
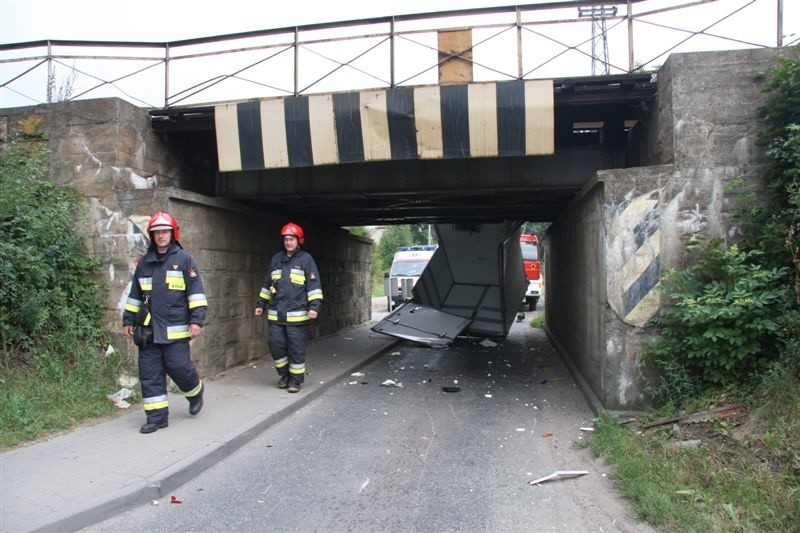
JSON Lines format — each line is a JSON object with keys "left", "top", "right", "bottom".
{"left": 0, "top": 136, "right": 105, "bottom": 373}
{"left": 646, "top": 239, "right": 790, "bottom": 404}
{"left": 0, "top": 128, "right": 125, "bottom": 447}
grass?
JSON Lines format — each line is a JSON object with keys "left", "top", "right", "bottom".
{"left": 0, "top": 353, "right": 132, "bottom": 448}
{"left": 590, "top": 371, "right": 800, "bottom": 531}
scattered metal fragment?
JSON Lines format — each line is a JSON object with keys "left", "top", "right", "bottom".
{"left": 381, "top": 379, "right": 403, "bottom": 388}
{"left": 441, "top": 386, "right": 461, "bottom": 393}
{"left": 528, "top": 470, "right": 589, "bottom": 485}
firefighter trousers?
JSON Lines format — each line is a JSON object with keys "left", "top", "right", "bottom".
{"left": 138, "top": 341, "right": 202, "bottom": 424}
{"left": 267, "top": 323, "right": 308, "bottom": 385}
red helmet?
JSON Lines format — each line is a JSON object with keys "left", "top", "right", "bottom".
{"left": 281, "top": 222, "right": 305, "bottom": 245}
{"left": 147, "top": 211, "right": 180, "bottom": 242}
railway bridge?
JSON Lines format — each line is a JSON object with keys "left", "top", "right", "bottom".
{"left": 0, "top": 10, "right": 791, "bottom": 409}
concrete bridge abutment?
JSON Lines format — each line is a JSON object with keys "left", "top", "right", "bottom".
{"left": 545, "top": 47, "right": 788, "bottom": 410}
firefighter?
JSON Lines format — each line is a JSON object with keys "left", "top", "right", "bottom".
{"left": 123, "top": 212, "right": 207, "bottom": 434}
{"left": 254, "top": 222, "right": 323, "bottom": 392}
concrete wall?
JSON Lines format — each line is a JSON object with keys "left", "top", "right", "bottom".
{"left": 546, "top": 47, "right": 789, "bottom": 410}
{"left": 0, "top": 99, "right": 372, "bottom": 378}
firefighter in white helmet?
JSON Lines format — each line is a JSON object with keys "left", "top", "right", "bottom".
{"left": 123, "top": 211, "right": 207, "bottom": 434}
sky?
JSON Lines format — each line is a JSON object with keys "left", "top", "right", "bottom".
{"left": 0, "top": 0, "right": 514, "bottom": 43}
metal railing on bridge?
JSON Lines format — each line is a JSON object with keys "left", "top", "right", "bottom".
{"left": 0, "top": 0, "right": 795, "bottom": 109}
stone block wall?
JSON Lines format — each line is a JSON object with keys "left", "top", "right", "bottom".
{"left": 0, "top": 98, "right": 372, "bottom": 378}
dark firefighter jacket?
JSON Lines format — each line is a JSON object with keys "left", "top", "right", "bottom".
{"left": 123, "top": 242, "right": 208, "bottom": 344}
{"left": 256, "top": 248, "right": 323, "bottom": 323}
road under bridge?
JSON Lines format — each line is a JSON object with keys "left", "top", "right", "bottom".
{"left": 0, "top": 46, "right": 788, "bottom": 410}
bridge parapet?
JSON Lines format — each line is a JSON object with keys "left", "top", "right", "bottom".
{"left": 0, "top": 0, "right": 791, "bottom": 109}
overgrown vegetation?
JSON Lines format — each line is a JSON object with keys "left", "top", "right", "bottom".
{"left": 0, "top": 122, "right": 128, "bottom": 448}
{"left": 592, "top": 49, "right": 800, "bottom": 530}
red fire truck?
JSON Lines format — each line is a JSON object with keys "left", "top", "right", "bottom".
{"left": 520, "top": 232, "right": 541, "bottom": 310}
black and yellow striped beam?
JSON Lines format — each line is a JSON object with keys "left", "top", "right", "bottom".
{"left": 215, "top": 79, "right": 553, "bottom": 172}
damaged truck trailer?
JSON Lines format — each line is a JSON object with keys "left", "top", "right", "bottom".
{"left": 372, "top": 221, "right": 527, "bottom": 348}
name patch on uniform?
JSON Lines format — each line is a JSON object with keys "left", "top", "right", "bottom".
{"left": 166, "top": 269, "right": 186, "bottom": 291}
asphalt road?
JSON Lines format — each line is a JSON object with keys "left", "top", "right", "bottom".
{"left": 85, "top": 302, "right": 650, "bottom": 532}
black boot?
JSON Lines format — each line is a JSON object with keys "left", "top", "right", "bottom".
{"left": 189, "top": 390, "right": 204, "bottom": 416}
{"left": 140, "top": 420, "right": 168, "bottom": 434}
{"left": 277, "top": 374, "right": 290, "bottom": 389}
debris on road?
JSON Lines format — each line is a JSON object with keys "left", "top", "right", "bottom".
{"left": 351, "top": 372, "right": 365, "bottom": 377}
{"left": 170, "top": 495, "right": 182, "bottom": 504}
{"left": 529, "top": 470, "right": 590, "bottom": 485}
{"left": 479, "top": 339, "right": 498, "bottom": 348}
{"left": 381, "top": 379, "right": 403, "bottom": 388}
{"left": 441, "top": 386, "right": 461, "bottom": 393}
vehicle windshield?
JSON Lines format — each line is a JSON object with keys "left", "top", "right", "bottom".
{"left": 391, "top": 260, "right": 429, "bottom": 276}
{"left": 521, "top": 241, "right": 539, "bottom": 261}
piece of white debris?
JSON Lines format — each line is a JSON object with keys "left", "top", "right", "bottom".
{"left": 351, "top": 372, "right": 365, "bottom": 377}
{"left": 529, "top": 470, "right": 590, "bottom": 486}
{"left": 107, "top": 388, "right": 134, "bottom": 409}
{"left": 381, "top": 379, "right": 403, "bottom": 388}
{"left": 479, "top": 339, "right": 498, "bottom": 348}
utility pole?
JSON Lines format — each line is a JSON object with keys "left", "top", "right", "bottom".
{"left": 578, "top": 5, "right": 618, "bottom": 75}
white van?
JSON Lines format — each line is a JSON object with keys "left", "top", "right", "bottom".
{"left": 386, "top": 245, "right": 437, "bottom": 307}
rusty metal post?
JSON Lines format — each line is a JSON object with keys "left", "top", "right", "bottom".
{"left": 294, "top": 27, "right": 299, "bottom": 96}
{"left": 390, "top": 18, "right": 395, "bottom": 88}
{"left": 777, "top": 0, "right": 783, "bottom": 47}
{"left": 627, "top": 0, "right": 634, "bottom": 72}
{"left": 517, "top": 8, "right": 523, "bottom": 79}
{"left": 46, "top": 41, "right": 52, "bottom": 103}
{"left": 164, "top": 43, "right": 170, "bottom": 108}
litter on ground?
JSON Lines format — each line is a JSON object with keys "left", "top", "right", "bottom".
{"left": 529, "top": 470, "right": 590, "bottom": 485}
{"left": 107, "top": 388, "right": 134, "bottom": 408}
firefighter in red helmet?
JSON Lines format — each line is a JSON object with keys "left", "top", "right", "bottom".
{"left": 122, "top": 211, "right": 207, "bottom": 434}
{"left": 255, "top": 222, "right": 323, "bottom": 392}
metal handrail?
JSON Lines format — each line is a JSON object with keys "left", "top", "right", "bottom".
{"left": 0, "top": 0, "right": 791, "bottom": 109}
